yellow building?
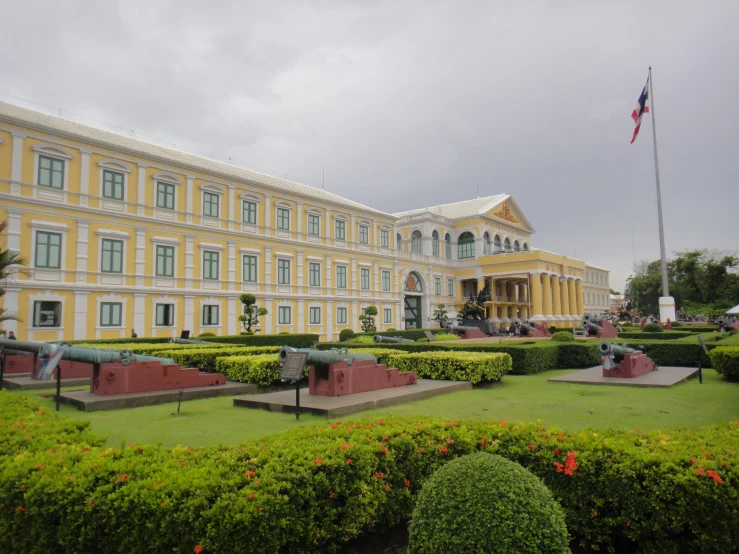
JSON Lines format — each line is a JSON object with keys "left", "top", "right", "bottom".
{"left": 0, "top": 101, "right": 607, "bottom": 341}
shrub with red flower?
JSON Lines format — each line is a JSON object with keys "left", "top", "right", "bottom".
{"left": 244, "top": 470, "right": 255, "bottom": 477}
{"left": 117, "top": 474, "right": 129, "bottom": 483}
{"left": 193, "top": 545, "right": 204, "bottom": 554}
{"left": 707, "top": 470, "right": 724, "bottom": 484}
{"left": 314, "top": 458, "right": 322, "bottom": 465}
{"left": 439, "top": 446, "right": 449, "bottom": 454}
{"left": 528, "top": 443, "right": 536, "bottom": 452}
{"left": 404, "top": 479, "right": 411, "bottom": 487}
{"left": 695, "top": 468, "right": 706, "bottom": 476}
{"left": 564, "top": 452, "right": 578, "bottom": 476}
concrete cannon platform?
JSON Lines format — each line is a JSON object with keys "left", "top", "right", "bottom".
{"left": 233, "top": 378, "right": 472, "bottom": 417}
{"left": 59, "top": 381, "right": 257, "bottom": 411}
{"left": 548, "top": 366, "right": 700, "bottom": 388}
{"left": 2, "top": 374, "right": 91, "bottom": 390}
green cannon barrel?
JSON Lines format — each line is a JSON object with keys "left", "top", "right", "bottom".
{"left": 0, "top": 339, "right": 175, "bottom": 366}
{"left": 278, "top": 346, "right": 376, "bottom": 366}
{"left": 448, "top": 324, "right": 479, "bottom": 332}
{"left": 0, "top": 339, "right": 46, "bottom": 354}
{"left": 582, "top": 320, "right": 603, "bottom": 334}
{"left": 519, "top": 322, "right": 539, "bottom": 334}
{"left": 373, "top": 335, "right": 415, "bottom": 344}
{"left": 598, "top": 342, "right": 640, "bottom": 362}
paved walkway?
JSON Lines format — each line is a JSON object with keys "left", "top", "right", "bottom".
{"left": 2, "top": 374, "right": 90, "bottom": 390}
{"left": 549, "top": 366, "right": 700, "bottom": 388}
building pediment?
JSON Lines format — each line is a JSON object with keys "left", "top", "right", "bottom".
{"left": 480, "top": 195, "right": 535, "bottom": 233}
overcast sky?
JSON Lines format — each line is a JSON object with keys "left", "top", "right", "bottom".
{"left": 2, "top": 0, "right": 737, "bottom": 292}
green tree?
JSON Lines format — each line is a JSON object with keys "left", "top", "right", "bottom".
{"left": 238, "top": 294, "right": 268, "bottom": 333}
{"left": 432, "top": 304, "right": 449, "bottom": 327}
{"left": 358, "top": 305, "right": 378, "bottom": 333}
{"left": 0, "top": 221, "right": 24, "bottom": 324}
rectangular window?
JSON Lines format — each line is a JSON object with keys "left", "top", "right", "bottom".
{"left": 38, "top": 155, "right": 64, "bottom": 189}
{"left": 308, "top": 214, "right": 320, "bottom": 236}
{"left": 309, "top": 306, "right": 321, "bottom": 325}
{"left": 381, "top": 229, "right": 389, "bottom": 248}
{"left": 156, "top": 182, "right": 175, "bottom": 210}
{"left": 277, "top": 208, "right": 290, "bottom": 230}
{"left": 435, "top": 277, "right": 442, "bottom": 296}
{"left": 155, "top": 304, "right": 174, "bottom": 327}
{"left": 100, "top": 302, "right": 122, "bottom": 327}
{"left": 203, "top": 251, "right": 220, "bottom": 280}
{"left": 101, "top": 239, "right": 123, "bottom": 273}
{"left": 309, "top": 262, "right": 321, "bottom": 287}
{"left": 33, "top": 301, "right": 62, "bottom": 327}
{"left": 155, "top": 245, "right": 175, "bottom": 277}
{"left": 360, "top": 267, "right": 370, "bottom": 290}
{"left": 34, "top": 231, "right": 62, "bottom": 269}
{"left": 203, "top": 192, "right": 220, "bottom": 218}
{"left": 359, "top": 225, "right": 369, "bottom": 244}
{"left": 242, "top": 200, "right": 257, "bottom": 224}
{"left": 243, "top": 255, "right": 257, "bottom": 282}
{"left": 448, "top": 278, "right": 454, "bottom": 297}
{"left": 202, "top": 305, "right": 219, "bottom": 326}
{"left": 382, "top": 270, "right": 391, "bottom": 291}
{"left": 278, "top": 306, "right": 291, "bottom": 325}
{"left": 336, "top": 307, "right": 348, "bottom": 324}
{"left": 336, "top": 266, "right": 347, "bottom": 289}
{"left": 278, "top": 259, "right": 291, "bottom": 285}
{"left": 335, "top": 219, "right": 346, "bottom": 240}
{"left": 462, "top": 281, "right": 468, "bottom": 299}
{"left": 384, "top": 308, "right": 392, "bottom": 324}
{"left": 102, "top": 170, "right": 124, "bottom": 200}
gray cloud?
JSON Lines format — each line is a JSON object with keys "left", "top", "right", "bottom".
{"left": 2, "top": 0, "right": 737, "bottom": 292}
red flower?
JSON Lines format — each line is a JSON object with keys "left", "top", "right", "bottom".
{"left": 404, "top": 479, "right": 411, "bottom": 487}
{"left": 329, "top": 490, "right": 334, "bottom": 498}
{"left": 341, "top": 443, "right": 351, "bottom": 451}
{"left": 346, "top": 458, "right": 353, "bottom": 465}
{"left": 528, "top": 443, "right": 536, "bottom": 452}
{"left": 481, "top": 440, "right": 488, "bottom": 448}
{"left": 707, "top": 471, "right": 724, "bottom": 484}
{"left": 314, "top": 458, "right": 323, "bottom": 465}
{"left": 552, "top": 448, "right": 560, "bottom": 456}
{"left": 383, "top": 485, "right": 390, "bottom": 492}
{"left": 248, "top": 493, "right": 255, "bottom": 499}
{"left": 46, "top": 449, "right": 55, "bottom": 454}
{"left": 417, "top": 448, "right": 425, "bottom": 454}
{"left": 374, "top": 472, "right": 384, "bottom": 479}
{"left": 180, "top": 461, "right": 187, "bottom": 466}
{"left": 382, "top": 436, "right": 389, "bottom": 441}
{"left": 565, "top": 452, "right": 578, "bottom": 474}
{"left": 498, "top": 420, "right": 508, "bottom": 427}
{"left": 626, "top": 521, "right": 631, "bottom": 527}
{"left": 553, "top": 462, "right": 564, "bottom": 473}
{"left": 380, "top": 447, "right": 390, "bottom": 455}
{"left": 378, "top": 419, "right": 385, "bottom": 425}
{"left": 592, "top": 510, "right": 598, "bottom": 516}
{"left": 245, "top": 470, "right": 255, "bottom": 477}
{"left": 258, "top": 507, "right": 264, "bottom": 512}
{"left": 439, "top": 446, "right": 449, "bottom": 454}
{"left": 564, "top": 469, "right": 574, "bottom": 476}
{"left": 557, "top": 433, "right": 565, "bottom": 440}
{"left": 331, "top": 424, "right": 339, "bottom": 429}
{"left": 690, "top": 458, "right": 697, "bottom": 465}
{"left": 17, "top": 506, "right": 25, "bottom": 512}
{"left": 194, "top": 545, "right": 204, "bottom": 554}
{"left": 695, "top": 468, "right": 706, "bottom": 476}
{"left": 447, "top": 438, "right": 455, "bottom": 445}
{"left": 160, "top": 501, "right": 165, "bottom": 507}
{"left": 117, "top": 474, "right": 129, "bottom": 483}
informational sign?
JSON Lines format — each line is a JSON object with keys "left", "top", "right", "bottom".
{"left": 39, "top": 345, "right": 64, "bottom": 380}
{"left": 423, "top": 331, "right": 436, "bottom": 342}
{"left": 697, "top": 336, "right": 710, "bottom": 356}
{"left": 280, "top": 351, "right": 308, "bottom": 381}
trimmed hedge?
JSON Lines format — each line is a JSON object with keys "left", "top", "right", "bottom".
{"left": 386, "top": 352, "right": 511, "bottom": 384}
{"left": 618, "top": 339, "right": 713, "bottom": 368}
{"left": 618, "top": 331, "right": 694, "bottom": 341}
{"left": 159, "top": 346, "right": 281, "bottom": 372}
{"left": 72, "top": 334, "right": 319, "bottom": 348}
{"left": 551, "top": 331, "right": 575, "bottom": 342}
{"left": 214, "top": 354, "right": 282, "bottom": 386}
{"left": 643, "top": 322, "right": 664, "bottom": 332}
{"left": 408, "top": 453, "right": 569, "bottom": 553}
{"left": 1, "top": 394, "right": 738, "bottom": 553}
{"left": 358, "top": 328, "right": 445, "bottom": 341}
{"left": 77, "top": 343, "right": 219, "bottom": 354}
{"left": 708, "top": 347, "right": 739, "bottom": 380}
{"left": 345, "top": 348, "right": 406, "bottom": 366}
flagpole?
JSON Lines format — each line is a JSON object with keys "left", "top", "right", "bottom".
{"left": 648, "top": 66, "right": 670, "bottom": 299}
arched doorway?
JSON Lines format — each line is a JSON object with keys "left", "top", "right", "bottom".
{"left": 403, "top": 271, "right": 424, "bottom": 329}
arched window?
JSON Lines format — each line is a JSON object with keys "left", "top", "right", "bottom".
{"left": 493, "top": 235, "right": 502, "bottom": 252}
{"left": 513, "top": 240, "right": 520, "bottom": 252}
{"left": 411, "top": 230, "right": 422, "bottom": 254}
{"left": 432, "top": 230, "right": 440, "bottom": 257}
{"left": 396, "top": 233, "right": 402, "bottom": 251}
{"left": 483, "top": 232, "right": 492, "bottom": 255}
{"left": 458, "top": 232, "right": 475, "bottom": 259}
{"left": 445, "top": 233, "right": 451, "bottom": 259}
{"left": 504, "top": 237, "right": 512, "bottom": 252}
{"left": 522, "top": 242, "right": 529, "bottom": 251}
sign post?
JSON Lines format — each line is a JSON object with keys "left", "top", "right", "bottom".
{"left": 280, "top": 351, "right": 309, "bottom": 421}
{"left": 697, "top": 336, "right": 710, "bottom": 385}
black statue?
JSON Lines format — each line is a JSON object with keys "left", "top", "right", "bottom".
{"left": 464, "top": 295, "right": 486, "bottom": 320}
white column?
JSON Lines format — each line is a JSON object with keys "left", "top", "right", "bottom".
{"left": 297, "top": 201, "right": 303, "bottom": 241}
{"left": 79, "top": 150, "right": 91, "bottom": 205}
{"left": 351, "top": 301, "right": 359, "bottom": 331}
{"left": 135, "top": 230, "right": 146, "bottom": 286}
{"left": 184, "top": 295, "right": 195, "bottom": 333}
{"left": 264, "top": 298, "right": 273, "bottom": 334}
{"left": 325, "top": 208, "right": 332, "bottom": 242}
{"left": 134, "top": 293, "right": 146, "bottom": 337}
{"left": 297, "top": 252, "right": 304, "bottom": 295}
{"left": 326, "top": 299, "right": 333, "bottom": 341}
{"left": 76, "top": 221, "right": 89, "bottom": 283}
{"left": 227, "top": 242, "right": 236, "bottom": 291}
{"left": 7, "top": 211, "right": 21, "bottom": 252}
{"left": 73, "top": 292, "right": 89, "bottom": 340}
{"left": 228, "top": 186, "right": 235, "bottom": 230}
{"left": 3, "top": 289, "right": 20, "bottom": 333}
{"left": 370, "top": 220, "right": 376, "bottom": 252}
{"left": 264, "top": 195, "right": 271, "bottom": 236}
{"left": 297, "top": 299, "right": 305, "bottom": 333}
{"left": 373, "top": 261, "right": 379, "bottom": 293}
{"left": 350, "top": 215, "right": 356, "bottom": 249}
{"left": 351, "top": 257, "right": 357, "bottom": 294}
{"left": 186, "top": 175, "right": 194, "bottom": 216}
{"left": 136, "top": 164, "right": 147, "bottom": 214}
{"left": 264, "top": 247, "right": 272, "bottom": 292}
{"left": 11, "top": 132, "right": 24, "bottom": 194}
{"left": 185, "top": 236, "right": 194, "bottom": 288}
{"left": 325, "top": 255, "right": 332, "bottom": 293}
{"left": 228, "top": 296, "right": 237, "bottom": 335}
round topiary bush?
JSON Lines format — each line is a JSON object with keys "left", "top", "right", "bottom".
{"left": 670, "top": 321, "right": 683, "bottom": 327}
{"left": 408, "top": 452, "right": 569, "bottom": 554}
{"left": 551, "top": 331, "right": 575, "bottom": 342}
{"left": 338, "top": 329, "right": 356, "bottom": 342}
{"left": 643, "top": 322, "right": 664, "bottom": 332}
{"left": 198, "top": 332, "right": 216, "bottom": 338}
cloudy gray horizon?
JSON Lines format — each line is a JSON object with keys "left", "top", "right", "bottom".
{"left": 2, "top": 0, "right": 737, "bottom": 293}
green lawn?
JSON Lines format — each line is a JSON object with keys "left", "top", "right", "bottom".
{"left": 9, "top": 368, "right": 738, "bottom": 448}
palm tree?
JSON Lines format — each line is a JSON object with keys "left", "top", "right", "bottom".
{"left": 0, "top": 220, "right": 24, "bottom": 323}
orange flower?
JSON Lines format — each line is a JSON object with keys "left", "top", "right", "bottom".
{"left": 707, "top": 471, "right": 724, "bottom": 484}
{"left": 374, "top": 472, "right": 384, "bottom": 479}
{"left": 258, "top": 507, "right": 264, "bottom": 512}
{"left": 245, "top": 470, "right": 255, "bottom": 477}
{"left": 498, "top": 420, "right": 508, "bottom": 427}
{"left": 346, "top": 458, "right": 353, "bottom": 465}
{"left": 314, "top": 458, "right": 323, "bottom": 465}
{"left": 180, "top": 461, "right": 187, "bottom": 466}
{"left": 553, "top": 462, "right": 564, "bottom": 473}
{"left": 404, "top": 479, "right": 411, "bottom": 487}
{"left": 193, "top": 545, "right": 204, "bottom": 554}
{"left": 552, "top": 448, "right": 560, "bottom": 456}
{"left": 341, "top": 443, "right": 351, "bottom": 451}
{"left": 439, "top": 446, "right": 448, "bottom": 454}
{"left": 528, "top": 443, "right": 536, "bottom": 452}
{"left": 417, "top": 448, "right": 425, "bottom": 454}
{"left": 117, "top": 474, "right": 129, "bottom": 483}
{"left": 695, "top": 468, "right": 706, "bottom": 476}
{"left": 17, "top": 506, "right": 25, "bottom": 512}
{"left": 382, "top": 436, "right": 389, "bottom": 441}
{"left": 565, "top": 452, "right": 578, "bottom": 474}
{"left": 248, "top": 493, "right": 255, "bottom": 499}
{"left": 329, "top": 491, "right": 334, "bottom": 499}
{"left": 378, "top": 419, "right": 385, "bottom": 425}
{"left": 383, "top": 485, "right": 390, "bottom": 492}
{"left": 481, "top": 440, "right": 488, "bottom": 448}
{"left": 690, "top": 458, "right": 697, "bottom": 464}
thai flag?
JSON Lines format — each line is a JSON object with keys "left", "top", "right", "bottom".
{"left": 631, "top": 76, "right": 650, "bottom": 144}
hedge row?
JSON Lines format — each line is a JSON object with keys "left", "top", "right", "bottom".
{"left": 76, "top": 343, "right": 220, "bottom": 354}
{"left": 1, "top": 394, "right": 737, "bottom": 553}
{"left": 355, "top": 328, "right": 445, "bottom": 341}
{"left": 70, "top": 333, "right": 320, "bottom": 348}
{"left": 157, "top": 346, "right": 281, "bottom": 372}
{"left": 386, "top": 352, "right": 511, "bottom": 384}
{"left": 708, "top": 347, "right": 739, "bottom": 379}
{"left": 215, "top": 354, "right": 283, "bottom": 386}
{"left": 618, "top": 331, "right": 694, "bottom": 340}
